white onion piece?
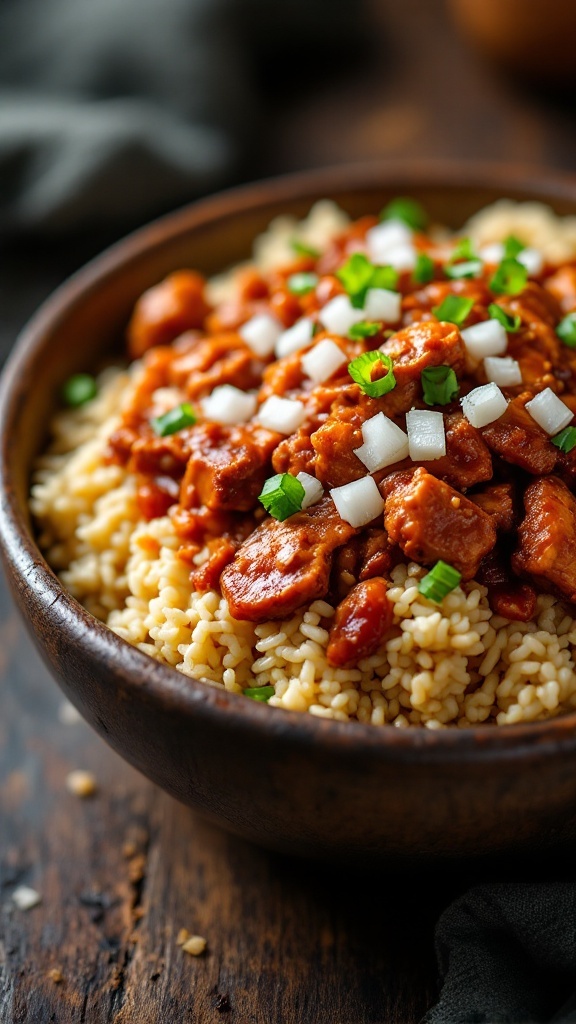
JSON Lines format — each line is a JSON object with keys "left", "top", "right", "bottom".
{"left": 275, "top": 318, "right": 315, "bottom": 359}
{"left": 239, "top": 313, "right": 282, "bottom": 357}
{"left": 525, "top": 388, "right": 573, "bottom": 435}
{"left": 353, "top": 412, "right": 409, "bottom": 472}
{"left": 461, "top": 319, "right": 508, "bottom": 360}
{"left": 330, "top": 476, "right": 385, "bottom": 528}
{"left": 318, "top": 295, "right": 364, "bottom": 336}
{"left": 301, "top": 338, "right": 347, "bottom": 384}
{"left": 380, "top": 243, "right": 417, "bottom": 272}
{"left": 365, "top": 219, "right": 413, "bottom": 262}
{"left": 461, "top": 383, "right": 508, "bottom": 428}
{"left": 256, "top": 395, "right": 306, "bottom": 434}
{"left": 479, "top": 242, "right": 504, "bottom": 264}
{"left": 483, "top": 356, "right": 522, "bottom": 387}
{"left": 518, "top": 248, "right": 543, "bottom": 276}
{"left": 405, "top": 409, "right": 446, "bottom": 461}
{"left": 364, "top": 287, "right": 402, "bottom": 323}
{"left": 296, "top": 471, "right": 324, "bottom": 509}
{"left": 201, "top": 385, "right": 257, "bottom": 425}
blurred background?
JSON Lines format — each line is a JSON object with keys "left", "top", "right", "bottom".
{"left": 1, "top": 0, "right": 576, "bottom": 345}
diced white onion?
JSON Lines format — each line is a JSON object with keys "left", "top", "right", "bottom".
{"left": 483, "top": 356, "right": 522, "bottom": 388}
{"left": 275, "top": 318, "right": 315, "bottom": 359}
{"left": 461, "top": 319, "right": 508, "bottom": 360}
{"left": 256, "top": 395, "right": 306, "bottom": 434}
{"left": 525, "top": 388, "right": 573, "bottom": 435}
{"left": 380, "top": 243, "right": 417, "bottom": 272}
{"left": 365, "top": 219, "right": 413, "bottom": 262}
{"left": 239, "top": 313, "right": 282, "bottom": 357}
{"left": 364, "top": 287, "right": 402, "bottom": 323}
{"left": 405, "top": 409, "right": 446, "bottom": 461}
{"left": 518, "top": 248, "right": 543, "bottom": 276}
{"left": 479, "top": 242, "right": 504, "bottom": 264}
{"left": 296, "top": 471, "right": 324, "bottom": 509}
{"left": 353, "top": 412, "right": 409, "bottom": 473}
{"left": 461, "top": 383, "right": 508, "bottom": 428}
{"left": 318, "top": 295, "right": 364, "bottom": 336}
{"left": 201, "top": 385, "right": 257, "bottom": 425}
{"left": 330, "top": 476, "right": 385, "bottom": 528}
{"left": 301, "top": 338, "right": 347, "bottom": 384}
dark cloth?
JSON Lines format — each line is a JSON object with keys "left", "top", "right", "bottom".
{"left": 0, "top": 0, "right": 358, "bottom": 235}
{"left": 423, "top": 884, "right": 576, "bottom": 1024}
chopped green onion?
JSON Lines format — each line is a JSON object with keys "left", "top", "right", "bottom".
{"left": 348, "top": 351, "right": 396, "bottom": 398}
{"left": 61, "top": 373, "right": 97, "bottom": 407}
{"left": 490, "top": 257, "right": 528, "bottom": 296}
{"left": 488, "top": 304, "right": 522, "bottom": 333}
{"left": 432, "top": 295, "right": 474, "bottom": 328}
{"left": 418, "top": 561, "right": 462, "bottom": 603}
{"left": 380, "top": 197, "right": 428, "bottom": 231}
{"left": 151, "top": 402, "right": 197, "bottom": 436}
{"left": 290, "top": 238, "right": 320, "bottom": 259}
{"left": 348, "top": 320, "right": 381, "bottom": 340}
{"left": 503, "top": 234, "right": 525, "bottom": 259}
{"left": 244, "top": 685, "right": 275, "bottom": 702}
{"left": 336, "top": 253, "right": 397, "bottom": 308}
{"left": 445, "top": 259, "right": 483, "bottom": 280}
{"left": 421, "top": 365, "right": 459, "bottom": 406}
{"left": 258, "top": 473, "right": 305, "bottom": 521}
{"left": 450, "top": 237, "right": 476, "bottom": 262}
{"left": 551, "top": 426, "right": 576, "bottom": 453}
{"left": 413, "top": 252, "right": 435, "bottom": 284}
{"left": 287, "top": 272, "right": 318, "bottom": 296}
{"left": 557, "top": 312, "right": 576, "bottom": 348}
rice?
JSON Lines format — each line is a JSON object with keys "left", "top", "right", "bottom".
{"left": 29, "top": 200, "right": 576, "bottom": 728}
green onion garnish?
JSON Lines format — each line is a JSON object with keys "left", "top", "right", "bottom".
{"left": 503, "top": 235, "right": 525, "bottom": 259}
{"left": 432, "top": 295, "right": 474, "bottom": 328}
{"left": 244, "top": 686, "right": 275, "bottom": 702}
{"left": 151, "top": 403, "right": 197, "bottom": 436}
{"left": 336, "top": 253, "right": 398, "bottom": 308}
{"left": 413, "top": 252, "right": 435, "bottom": 284}
{"left": 61, "top": 373, "right": 97, "bottom": 407}
{"left": 348, "top": 320, "right": 381, "bottom": 340}
{"left": 488, "top": 303, "right": 522, "bottom": 333}
{"left": 290, "top": 239, "right": 320, "bottom": 259}
{"left": 421, "top": 365, "right": 459, "bottom": 406}
{"left": 287, "top": 272, "right": 318, "bottom": 296}
{"left": 557, "top": 312, "right": 576, "bottom": 348}
{"left": 445, "top": 259, "right": 483, "bottom": 280}
{"left": 258, "top": 473, "right": 305, "bottom": 521}
{"left": 490, "top": 257, "right": 528, "bottom": 296}
{"left": 380, "top": 197, "right": 428, "bottom": 231}
{"left": 551, "top": 426, "right": 576, "bottom": 453}
{"left": 450, "top": 237, "right": 476, "bottom": 262}
{"left": 418, "top": 561, "right": 462, "bottom": 603}
{"left": 348, "top": 351, "right": 396, "bottom": 398}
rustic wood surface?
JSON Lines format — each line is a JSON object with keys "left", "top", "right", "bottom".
{"left": 1, "top": 1, "right": 576, "bottom": 1021}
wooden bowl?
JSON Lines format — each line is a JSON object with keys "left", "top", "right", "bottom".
{"left": 2, "top": 160, "right": 576, "bottom": 863}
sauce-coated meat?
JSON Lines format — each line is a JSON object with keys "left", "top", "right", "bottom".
{"left": 326, "top": 578, "right": 394, "bottom": 667}
{"left": 545, "top": 264, "right": 576, "bottom": 313}
{"left": 476, "top": 548, "right": 537, "bottom": 622}
{"left": 180, "top": 423, "right": 280, "bottom": 512}
{"left": 513, "top": 476, "right": 576, "bottom": 602}
{"left": 380, "top": 321, "right": 466, "bottom": 385}
{"left": 383, "top": 467, "right": 496, "bottom": 579}
{"left": 481, "top": 395, "right": 558, "bottom": 475}
{"left": 469, "top": 483, "right": 516, "bottom": 532}
{"left": 220, "top": 498, "right": 357, "bottom": 621}
{"left": 127, "top": 271, "right": 211, "bottom": 359}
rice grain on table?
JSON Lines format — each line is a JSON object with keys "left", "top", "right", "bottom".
{"left": 30, "top": 201, "right": 576, "bottom": 729}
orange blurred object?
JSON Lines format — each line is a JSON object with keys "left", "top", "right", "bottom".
{"left": 447, "top": 0, "right": 576, "bottom": 86}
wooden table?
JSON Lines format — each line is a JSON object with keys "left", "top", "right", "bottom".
{"left": 1, "top": 2, "right": 576, "bottom": 1021}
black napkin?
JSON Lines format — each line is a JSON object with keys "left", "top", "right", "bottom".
{"left": 422, "top": 884, "right": 576, "bottom": 1024}
{"left": 0, "top": 0, "right": 359, "bottom": 236}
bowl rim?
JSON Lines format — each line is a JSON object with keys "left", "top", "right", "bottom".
{"left": 2, "top": 156, "right": 576, "bottom": 763}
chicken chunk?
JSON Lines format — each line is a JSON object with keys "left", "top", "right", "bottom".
{"left": 512, "top": 476, "right": 576, "bottom": 602}
{"left": 383, "top": 467, "right": 496, "bottom": 579}
{"left": 179, "top": 423, "right": 280, "bottom": 512}
{"left": 481, "top": 395, "right": 558, "bottom": 475}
